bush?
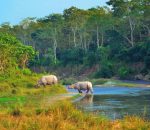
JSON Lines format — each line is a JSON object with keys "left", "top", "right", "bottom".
{"left": 61, "top": 77, "right": 77, "bottom": 85}
{"left": 91, "top": 79, "right": 108, "bottom": 85}
{"left": 118, "top": 66, "right": 130, "bottom": 79}
{"left": 95, "top": 63, "right": 114, "bottom": 78}
{"left": 22, "top": 68, "right": 32, "bottom": 75}
{"left": 144, "top": 56, "right": 150, "bottom": 69}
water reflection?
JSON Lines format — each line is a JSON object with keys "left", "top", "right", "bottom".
{"left": 76, "top": 94, "right": 94, "bottom": 112}
{"left": 79, "top": 94, "right": 93, "bottom": 105}
{"left": 75, "top": 87, "right": 150, "bottom": 120}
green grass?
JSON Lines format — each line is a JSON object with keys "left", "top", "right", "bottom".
{"left": 91, "top": 78, "right": 109, "bottom": 85}
{"left": 60, "top": 76, "right": 144, "bottom": 88}
{"left": 0, "top": 73, "right": 67, "bottom": 97}
{"left": 91, "top": 78, "right": 147, "bottom": 87}
{"left": 0, "top": 74, "right": 150, "bottom": 129}
{"left": 0, "top": 96, "right": 25, "bottom": 103}
{"left": 60, "top": 77, "right": 78, "bottom": 85}
{"left": 0, "top": 73, "right": 68, "bottom": 116}
{"left": 71, "top": 93, "right": 81, "bottom": 100}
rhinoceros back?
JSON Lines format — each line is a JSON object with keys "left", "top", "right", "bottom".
{"left": 41, "top": 75, "right": 58, "bottom": 85}
{"left": 77, "top": 81, "right": 93, "bottom": 90}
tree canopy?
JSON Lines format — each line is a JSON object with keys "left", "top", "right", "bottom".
{"left": 0, "top": 0, "right": 149, "bottom": 79}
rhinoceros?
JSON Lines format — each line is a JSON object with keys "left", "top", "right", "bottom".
{"left": 35, "top": 75, "right": 58, "bottom": 88}
{"left": 68, "top": 81, "right": 93, "bottom": 94}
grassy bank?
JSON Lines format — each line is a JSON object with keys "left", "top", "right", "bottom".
{"left": 61, "top": 77, "right": 149, "bottom": 87}
{"left": 0, "top": 74, "right": 67, "bottom": 115}
{"left": 0, "top": 74, "right": 150, "bottom": 130}
{"left": 0, "top": 74, "right": 67, "bottom": 97}
{"left": 0, "top": 101, "right": 150, "bottom": 130}
{"left": 91, "top": 78, "right": 150, "bottom": 87}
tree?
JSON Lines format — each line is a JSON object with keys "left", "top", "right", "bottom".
{"left": 107, "top": 0, "right": 145, "bottom": 47}
{"left": 63, "top": 7, "right": 88, "bottom": 48}
{"left": 87, "top": 7, "right": 113, "bottom": 48}
{"left": 0, "top": 33, "right": 35, "bottom": 74}
{"left": 32, "top": 14, "right": 64, "bottom": 64}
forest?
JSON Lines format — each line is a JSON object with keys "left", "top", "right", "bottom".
{"left": 0, "top": 1, "right": 150, "bottom": 129}
{"left": 0, "top": 0, "right": 150, "bottom": 80}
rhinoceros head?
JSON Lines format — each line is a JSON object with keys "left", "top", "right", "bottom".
{"left": 68, "top": 84, "right": 75, "bottom": 89}
{"left": 34, "top": 80, "right": 42, "bottom": 88}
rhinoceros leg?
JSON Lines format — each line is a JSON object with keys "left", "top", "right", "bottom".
{"left": 86, "top": 89, "right": 89, "bottom": 93}
{"left": 90, "top": 89, "right": 93, "bottom": 94}
{"left": 78, "top": 89, "right": 82, "bottom": 93}
{"left": 42, "top": 82, "right": 46, "bottom": 87}
{"left": 86, "top": 84, "right": 89, "bottom": 93}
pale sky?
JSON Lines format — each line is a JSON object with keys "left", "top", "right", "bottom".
{"left": 0, "top": 0, "right": 108, "bottom": 25}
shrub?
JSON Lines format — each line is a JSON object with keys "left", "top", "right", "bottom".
{"left": 22, "top": 68, "right": 32, "bottom": 75}
{"left": 61, "top": 78, "right": 77, "bottom": 85}
{"left": 144, "top": 56, "right": 150, "bottom": 69}
{"left": 118, "top": 66, "right": 130, "bottom": 79}
{"left": 91, "top": 79, "right": 108, "bottom": 85}
{"left": 95, "top": 63, "right": 114, "bottom": 78}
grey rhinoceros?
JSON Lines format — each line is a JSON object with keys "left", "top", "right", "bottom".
{"left": 68, "top": 81, "right": 93, "bottom": 94}
{"left": 35, "top": 75, "right": 58, "bottom": 88}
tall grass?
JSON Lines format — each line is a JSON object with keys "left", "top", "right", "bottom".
{"left": 0, "top": 101, "right": 150, "bottom": 130}
{"left": 0, "top": 74, "right": 150, "bottom": 129}
{"left": 0, "top": 74, "right": 67, "bottom": 97}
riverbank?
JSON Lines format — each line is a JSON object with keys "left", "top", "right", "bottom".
{"left": 0, "top": 100, "right": 150, "bottom": 130}
{"left": 91, "top": 78, "right": 150, "bottom": 87}
{"left": 1, "top": 75, "right": 150, "bottom": 129}
{"left": 61, "top": 77, "right": 150, "bottom": 87}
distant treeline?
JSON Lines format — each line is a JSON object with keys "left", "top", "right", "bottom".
{"left": 0, "top": 0, "right": 150, "bottom": 79}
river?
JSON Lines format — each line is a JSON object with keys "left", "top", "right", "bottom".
{"left": 67, "top": 84, "right": 150, "bottom": 120}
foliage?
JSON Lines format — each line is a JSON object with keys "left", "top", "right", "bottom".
{"left": 22, "top": 68, "right": 32, "bottom": 75}
{"left": 0, "top": 33, "right": 35, "bottom": 76}
{"left": 0, "top": 0, "right": 150, "bottom": 79}
{"left": 118, "top": 66, "right": 131, "bottom": 79}
{"left": 95, "top": 62, "right": 114, "bottom": 78}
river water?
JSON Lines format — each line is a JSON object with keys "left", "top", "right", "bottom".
{"left": 67, "top": 85, "right": 150, "bottom": 120}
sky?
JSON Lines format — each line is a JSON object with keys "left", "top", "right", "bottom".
{"left": 0, "top": 0, "right": 108, "bottom": 25}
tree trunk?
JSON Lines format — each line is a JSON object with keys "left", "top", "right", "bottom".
{"left": 68, "top": 34, "right": 71, "bottom": 47}
{"left": 129, "top": 17, "right": 135, "bottom": 47}
{"left": 53, "top": 28, "right": 57, "bottom": 64}
{"left": 139, "top": 32, "right": 142, "bottom": 41}
{"left": 53, "top": 38, "right": 57, "bottom": 64}
{"left": 72, "top": 27, "right": 76, "bottom": 47}
{"left": 101, "top": 32, "right": 104, "bottom": 47}
{"left": 20, "top": 53, "right": 28, "bottom": 69}
{"left": 96, "top": 26, "right": 99, "bottom": 48}
{"left": 84, "top": 33, "right": 87, "bottom": 51}
{"left": 79, "top": 33, "right": 83, "bottom": 49}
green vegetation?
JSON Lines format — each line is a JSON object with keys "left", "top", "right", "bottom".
{"left": 0, "top": 33, "right": 35, "bottom": 76}
{"left": 0, "top": 101, "right": 150, "bottom": 130}
{"left": 0, "top": 0, "right": 150, "bottom": 129}
{"left": 0, "top": 0, "right": 150, "bottom": 80}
